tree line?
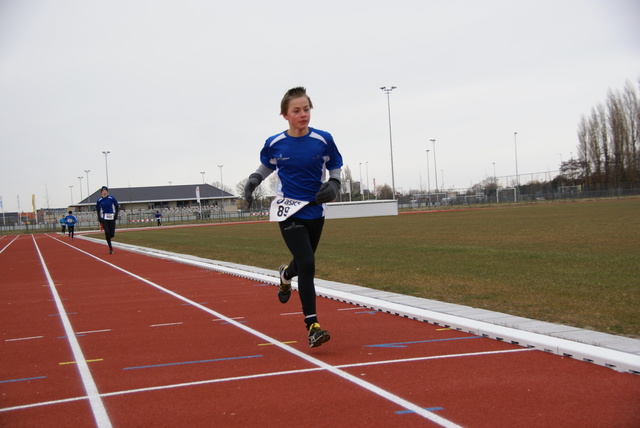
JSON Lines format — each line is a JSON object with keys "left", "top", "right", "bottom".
{"left": 575, "top": 79, "right": 640, "bottom": 189}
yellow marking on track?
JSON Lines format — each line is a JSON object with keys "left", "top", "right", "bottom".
{"left": 436, "top": 328, "right": 451, "bottom": 331}
{"left": 59, "top": 359, "right": 104, "bottom": 365}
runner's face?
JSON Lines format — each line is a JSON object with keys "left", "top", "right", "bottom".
{"left": 283, "top": 96, "right": 311, "bottom": 133}
{"left": 101, "top": 190, "right": 108, "bottom": 197}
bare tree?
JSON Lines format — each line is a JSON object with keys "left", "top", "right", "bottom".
{"left": 575, "top": 79, "right": 640, "bottom": 189}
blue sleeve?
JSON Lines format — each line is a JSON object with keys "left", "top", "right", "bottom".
{"left": 324, "top": 134, "right": 343, "bottom": 170}
{"left": 259, "top": 134, "right": 282, "bottom": 171}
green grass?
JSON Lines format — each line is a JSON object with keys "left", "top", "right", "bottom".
{"left": 102, "top": 199, "right": 640, "bottom": 338}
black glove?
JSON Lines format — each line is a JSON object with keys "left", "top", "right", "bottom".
{"left": 315, "top": 178, "right": 340, "bottom": 204}
{"left": 244, "top": 173, "right": 263, "bottom": 207}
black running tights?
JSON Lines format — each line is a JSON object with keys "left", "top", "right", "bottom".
{"left": 278, "top": 216, "right": 325, "bottom": 327}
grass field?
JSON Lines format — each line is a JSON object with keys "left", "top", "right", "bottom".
{"left": 108, "top": 198, "right": 640, "bottom": 338}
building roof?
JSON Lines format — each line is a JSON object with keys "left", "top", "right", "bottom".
{"left": 77, "top": 184, "right": 236, "bottom": 206}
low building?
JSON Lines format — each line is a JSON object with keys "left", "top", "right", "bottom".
{"left": 70, "top": 184, "right": 237, "bottom": 213}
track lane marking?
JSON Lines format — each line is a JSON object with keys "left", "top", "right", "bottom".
{"left": 0, "top": 235, "right": 20, "bottom": 254}
{"left": 5, "top": 336, "right": 44, "bottom": 342}
{"left": 1, "top": 348, "right": 534, "bottom": 414}
{"left": 47, "top": 235, "right": 464, "bottom": 428}
{"left": 32, "top": 235, "right": 112, "bottom": 428}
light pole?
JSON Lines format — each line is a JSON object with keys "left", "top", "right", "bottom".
{"left": 69, "top": 185, "right": 74, "bottom": 206}
{"left": 380, "top": 86, "right": 397, "bottom": 200}
{"left": 426, "top": 149, "right": 431, "bottom": 206}
{"left": 200, "top": 171, "right": 206, "bottom": 184}
{"left": 84, "top": 170, "right": 91, "bottom": 205}
{"left": 359, "top": 162, "right": 363, "bottom": 198}
{"left": 514, "top": 132, "right": 519, "bottom": 202}
{"left": 78, "top": 176, "right": 84, "bottom": 202}
{"left": 218, "top": 165, "right": 224, "bottom": 201}
{"left": 493, "top": 162, "right": 497, "bottom": 204}
{"left": 102, "top": 151, "right": 110, "bottom": 188}
{"left": 430, "top": 139, "right": 438, "bottom": 194}
{"left": 365, "top": 161, "right": 369, "bottom": 200}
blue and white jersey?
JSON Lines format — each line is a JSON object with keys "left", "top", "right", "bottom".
{"left": 64, "top": 215, "right": 77, "bottom": 226}
{"left": 96, "top": 195, "right": 119, "bottom": 220}
{"left": 260, "top": 127, "right": 343, "bottom": 219}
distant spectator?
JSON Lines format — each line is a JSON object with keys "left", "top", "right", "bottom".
{"left": 155, "top": 210, "right": 162, "bottom": 226}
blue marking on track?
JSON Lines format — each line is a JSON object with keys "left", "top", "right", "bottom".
{"left": 253, "top": 283, "right": 270, "bottom": 287}
{"left": 355, "top": 311, "right": 378, "bottom": 315}
{"left": 0, "top": 376, "right": 47, "bottom": 384}
{"left": 365, "top": 335, "right": 482, "bottom": 348}
{"left": 123, "top": 354, "right": 262, "bottom": 370}
{"left": 396, "top": 406, "right": 444, "bottom": 414}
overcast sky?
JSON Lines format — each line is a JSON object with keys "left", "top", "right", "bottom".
{"left": 1, "top": 0, "right": 639, "bottom": 212}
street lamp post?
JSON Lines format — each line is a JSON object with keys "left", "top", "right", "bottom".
{"left": 84, "top": 170, "right": 91, "bottom": 205}
{"left": 102, "top": 151, "right": 110, "bottom": 188}
{"left": 69, "top": 185, "right": 74, "bottom": 206}
{"left": 200, "top": 171, "right": 206, "bottom": 184}
{"left": 380, "top": 86, "right": 397, "bottom": 200}
{"left": 514, "top": 132, "right": 519, "bottom": 202}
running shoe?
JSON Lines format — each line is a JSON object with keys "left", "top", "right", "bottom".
{"left": 278, "top": 264, "right": 291, "bottom": 303}
{"left": 308, "top": 322, "right": 330, "bottom": 348}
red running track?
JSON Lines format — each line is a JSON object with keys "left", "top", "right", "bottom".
{"left": 1, "top": 233, "right": 639, "bottom": 427}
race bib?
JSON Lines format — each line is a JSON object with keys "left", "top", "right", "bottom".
{"left": 269, "top": 197, "right": 309, "bottom": 222}
{"left": 103, "top": 213, "right": 115, "bottom": 220}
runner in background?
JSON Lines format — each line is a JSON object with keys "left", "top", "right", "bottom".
{"left": 64, "top": 210, "right": 77, "bottom": 240}
{"left": 244, "top": 87, "right": 343, "bottom": 348}
{"left": 59, "top": 215, "right": 67, "bottom": 236}
{"left": 96, "top": 186, "right": 119, "bottom": 254}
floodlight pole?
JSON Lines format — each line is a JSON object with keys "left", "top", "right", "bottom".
{"left": 426, "top": 149, "right": 431, "bottom": 206}
{"left": 514, "top": 132, "right": 519, "bottom": 202}
{"left": 84, "top": 170, "right": 91, "bottom": 205}
{"left": 102, "top": 151, "right": 110, "bottom": 188}
{"left": 78, "top": 176, "right": 84, "bottom": 201}
{"left": 218, "top": 165, "right": 224, "bottom": 202}
{"left": 431, "top": 139, "right": 438, "bottom": 199}
{"left": 380, "top": 86, "right": 397, "bottom": 200}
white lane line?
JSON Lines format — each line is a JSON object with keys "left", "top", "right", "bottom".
{"left": 1, "top": 348, "right": 534, "bottom": 414}
{"left": 150, "top": 322, "right": 183, "bottom": 327}
{"left": 0, "top": 235, "right": 20, "bottom": 254}
{"left": 32, "top": 236, "right": 112, "bottom": 428}
{"left": 5, "top": 336, "right": 44, "bottom": 342}
{"left": 49, "top": 237, "right": 462, "bottom": 428}
{"left": 77, "top": 330, "right": 112, "bottom": 335}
